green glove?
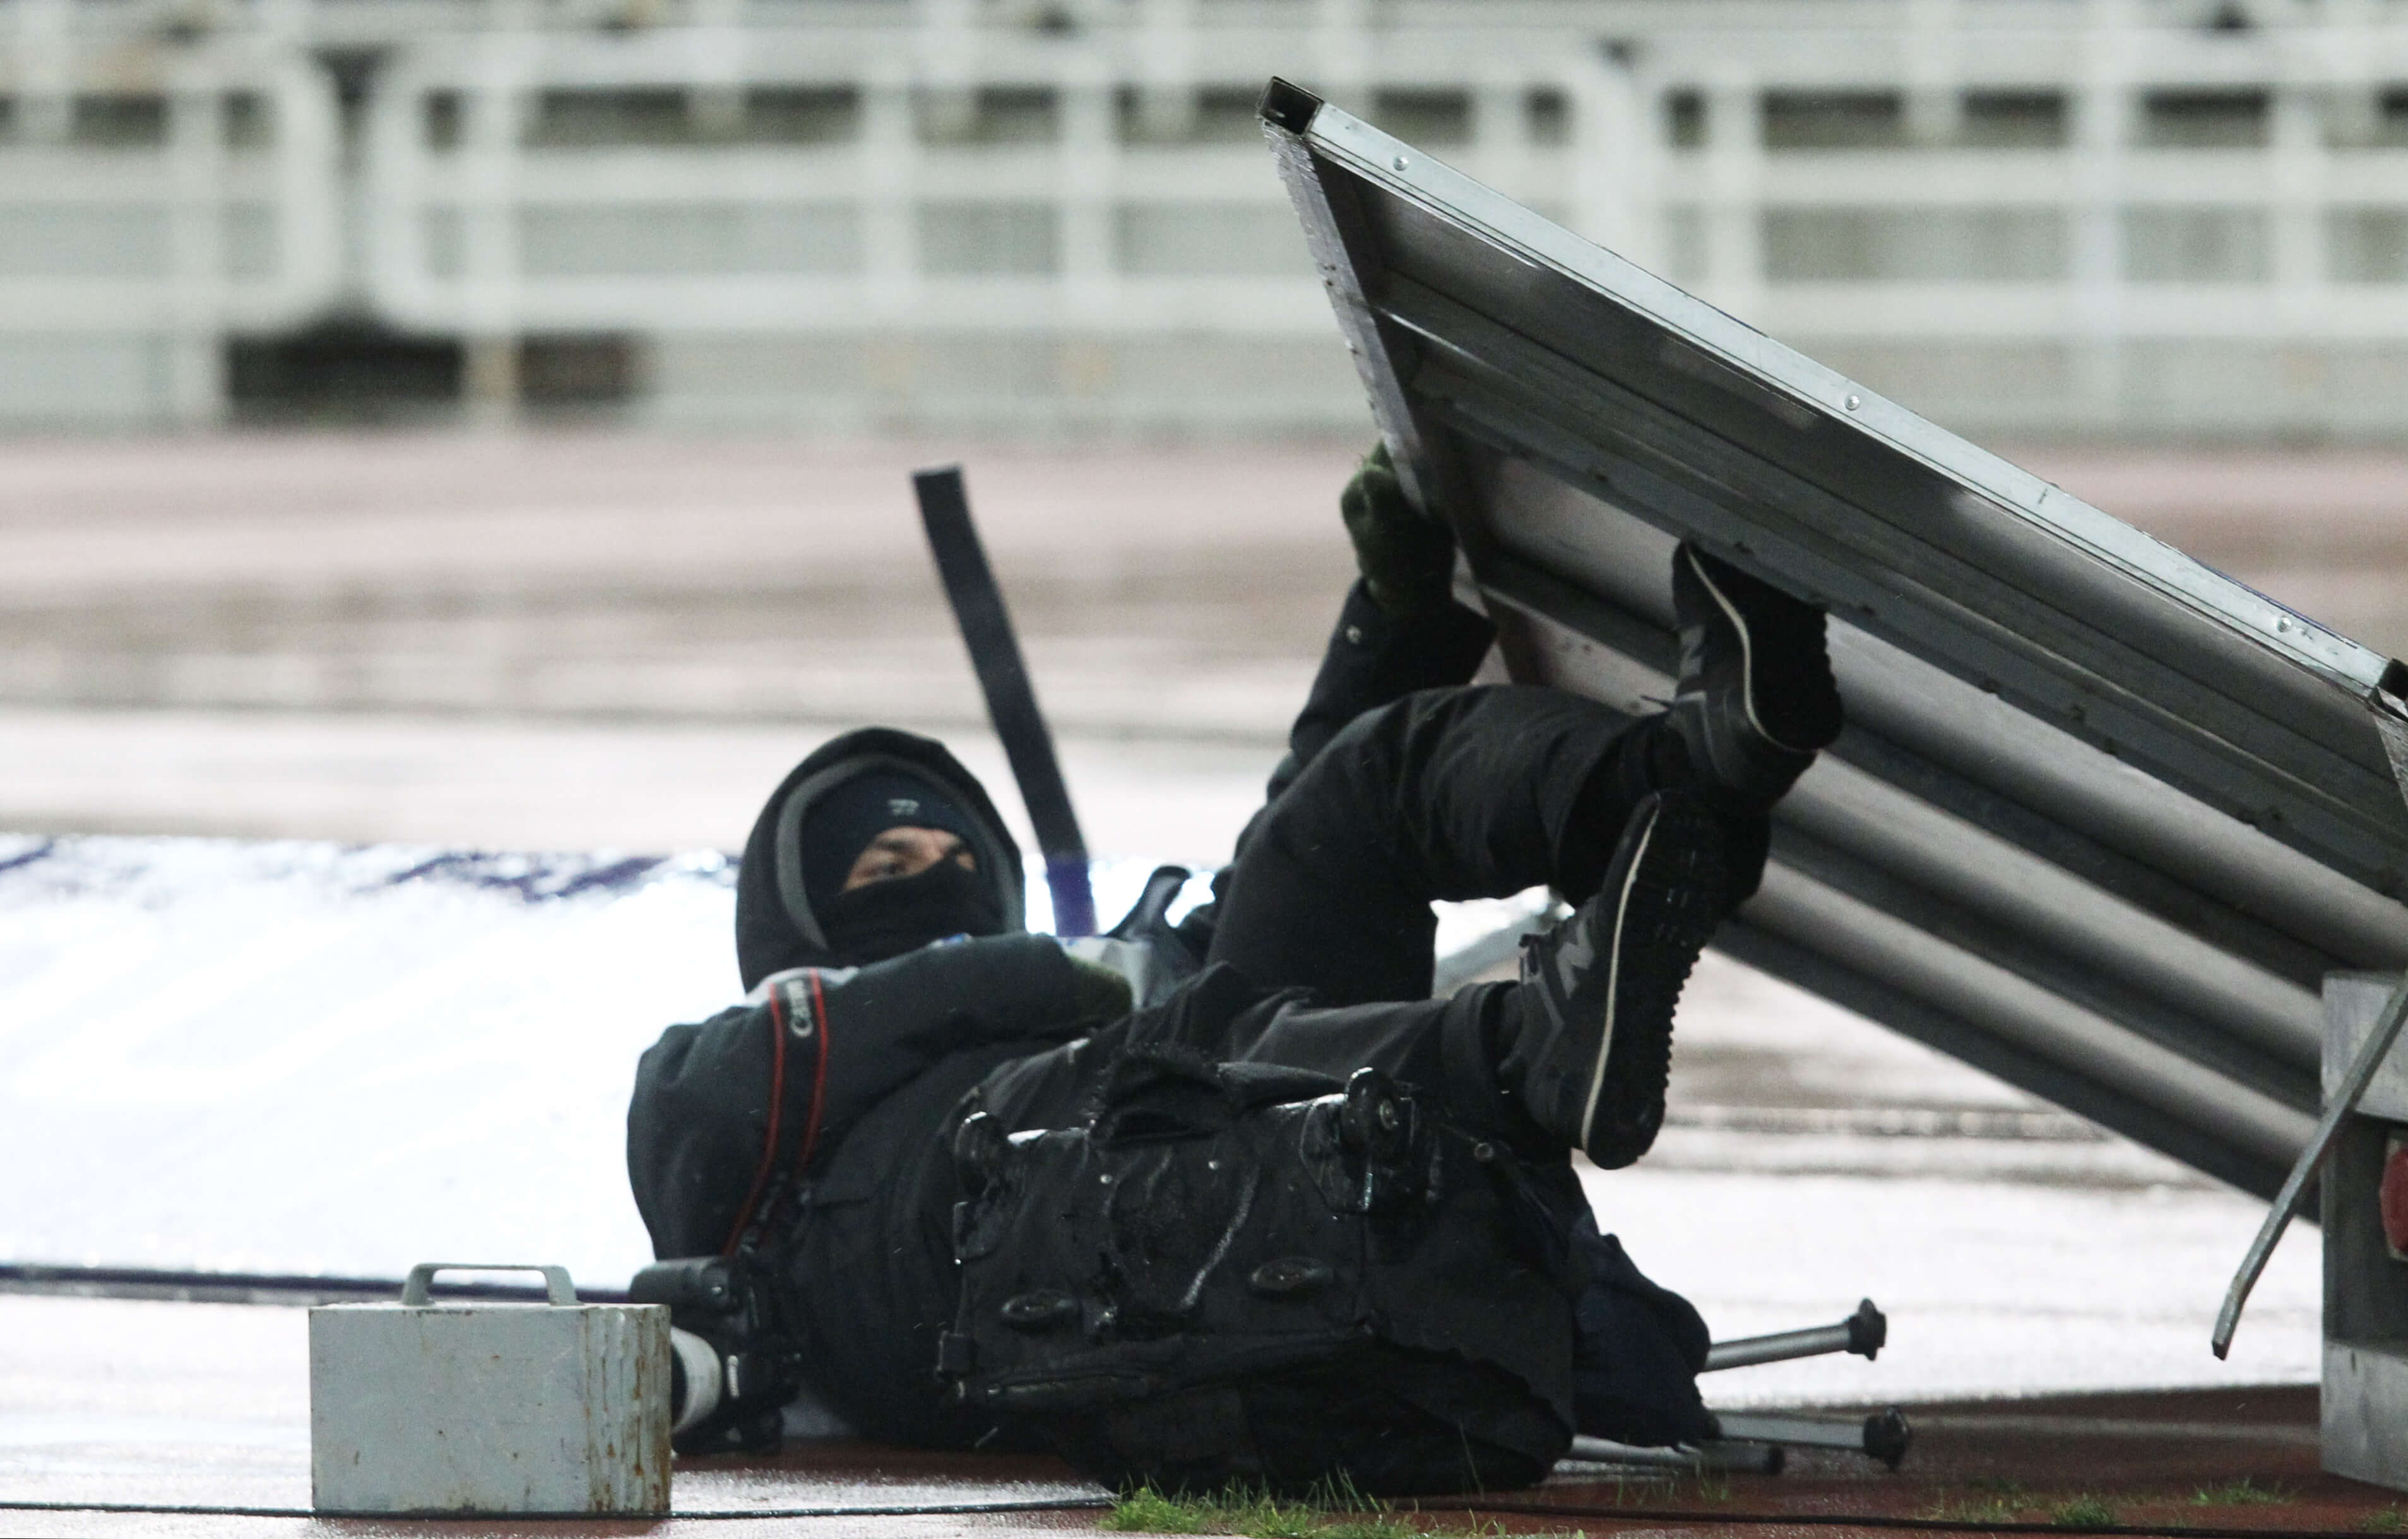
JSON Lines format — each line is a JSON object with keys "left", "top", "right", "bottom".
{"left": 1339, "top": 441, "right": 1458, "bottom": 620}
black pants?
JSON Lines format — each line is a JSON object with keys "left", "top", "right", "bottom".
{"left": 783, "top": 681, "right": 1716, "bottom": 1447}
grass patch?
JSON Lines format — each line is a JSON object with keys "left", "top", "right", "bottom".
{"left": 2192, "top": 1477, "right": 2288, "bottom": 1507}
{"left": 1105, "top": 1487, "right": 1216, "bottom": 1535}
{"left": 1923, "top": 1493, "right": 2026, "bottom": 1525}
{"left": 1923, "top": 1478, "right": 2030, "bottom": 1525}
{"left": 2360, "top": 1507, "right": 2405, "bottom": 1533}
{"left": 1100, "top": 1485, "right": 1585, "bottom": 1539}
{"left": 1101, "top": 1488, "right": 1350, "bottom": 1538}
{"left": 2051, "top": 1494, "right": 2120, "bottom": 1528}
{"left": 1317, "top": 1521, "right": 1448, "bottom": 1539}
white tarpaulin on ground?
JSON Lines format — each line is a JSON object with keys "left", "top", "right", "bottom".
{"left": 0, "top": 833, "right": 738, "bottom": 1286}
{"left": 0, "top": 833, "right": 1551, "bottom": 1293}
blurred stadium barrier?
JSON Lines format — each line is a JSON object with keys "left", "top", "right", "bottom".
{"left": 5, "top": 0, "right": 2408, "bottom": 436}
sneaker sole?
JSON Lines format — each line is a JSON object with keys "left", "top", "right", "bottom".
{"left": 1575, "top": 795, "right": 1728, "bottom": 1164}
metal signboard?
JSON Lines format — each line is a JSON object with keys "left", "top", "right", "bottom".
{"left": 1261, "top": 78, "right": 2408, "bottom": 1200}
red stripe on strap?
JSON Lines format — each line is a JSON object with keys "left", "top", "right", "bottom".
{"left": 792, "top": 970, "right": 833, "bottom": 1177}
{"left": 720, "top": 985, "right": 794, "bottom": 1257}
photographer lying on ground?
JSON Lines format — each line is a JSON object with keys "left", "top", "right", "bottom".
{"left": 626, "top": 446, "right": 1841, "bottom": 1493}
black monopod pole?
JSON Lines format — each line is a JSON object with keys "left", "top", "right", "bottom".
{"left": 912, "top": 466, "right": 1097, "bottom": 937}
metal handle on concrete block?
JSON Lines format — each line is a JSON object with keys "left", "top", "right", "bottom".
{"left": 400, "top": 1263, "right": 578, "bottom": 1307}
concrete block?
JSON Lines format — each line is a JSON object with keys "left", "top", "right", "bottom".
{"left": 310, "top": 1263, "right": 670, "bottom": 1515}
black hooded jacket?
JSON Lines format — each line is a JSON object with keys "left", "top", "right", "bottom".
{"left": 629, "top": 727, "right": 1106, "bottom": 1261}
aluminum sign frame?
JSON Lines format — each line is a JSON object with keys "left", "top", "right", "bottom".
{"left": 1262, "top": 78, "right": 2408, "bottom": 1199}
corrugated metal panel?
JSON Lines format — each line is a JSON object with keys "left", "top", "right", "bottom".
{"left": 1262, "top": 78, "right": 2408, "bottom": 1199}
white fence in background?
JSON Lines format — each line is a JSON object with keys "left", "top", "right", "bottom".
{"left": 15, "top": 0, "right": 2408, "bottom": 434}
{"left": 0, "top": 9, "right": 340, "bottom": 424}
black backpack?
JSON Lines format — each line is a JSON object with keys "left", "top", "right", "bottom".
{"left": 938, "top": 1040, "right": 1579, "bottom": 1495}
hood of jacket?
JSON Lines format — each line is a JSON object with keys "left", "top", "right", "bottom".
{"left": 735, "top": 726, "right": 1026, "bottom": 988}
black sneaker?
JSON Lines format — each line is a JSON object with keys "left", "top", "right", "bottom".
{"left": 1668, "top": 545, "right": 1842, "bottom": 807}
{"left": 1507, "top": 792, "right": 1727, "bottom": 1169}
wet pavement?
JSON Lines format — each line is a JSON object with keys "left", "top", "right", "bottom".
{"left": 8, "top": 434, "right": 2408, "bottom": 853}
{"left": 0, "top": 1323, "right": 2387, "bottom": 1539}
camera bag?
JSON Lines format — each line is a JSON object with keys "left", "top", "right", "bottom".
{"left": 939, "top": 1043, "right": 1577, "bottom": 1495}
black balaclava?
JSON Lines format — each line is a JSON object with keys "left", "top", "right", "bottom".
{"left": 810, "top": 859, "right": 1006, "bottom": 966}
{"left": 734, "top": 727, "right": 1027, "bottom": 989}
{"left": 799, "top": 770, "right": 1002, "bottom": 964}
{"left": 798, "top": 770, "right": 986, "bottom": 910}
